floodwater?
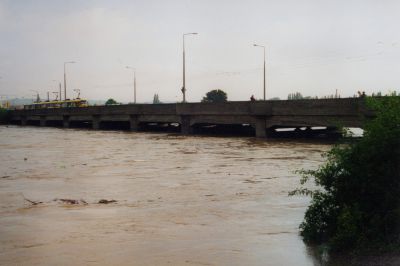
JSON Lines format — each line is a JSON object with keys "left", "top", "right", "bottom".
{"left": 0, "top": 125, "right": 331, "bottom": 266}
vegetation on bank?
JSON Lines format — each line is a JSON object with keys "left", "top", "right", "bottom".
{"left": 290, "top": 94, "right": 400, "bottom": 253}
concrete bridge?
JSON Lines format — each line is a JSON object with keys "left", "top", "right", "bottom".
{"left": 9, "top": 98, "right": 371, "bottom": 137}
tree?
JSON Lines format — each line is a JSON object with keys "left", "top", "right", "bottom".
{"left": 288, "top": 92, "right": 304, "bottom": 100}
{"left": 105, "top": 98, "right": 117, "bottom": 105}
{"left": 201, "top": 89, "right": 227, "bottom": 103}
{"left": 290, "top": 94, "right": 400, "bottom": 252}
{"left": 153, "top": 94, "right": 161, "bottom": 104}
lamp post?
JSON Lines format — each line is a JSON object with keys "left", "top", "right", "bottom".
{"left": 253, "top": 44, "right": 266, "bottom": 100}
{"left": 126, "top": 66, "right": 136, "bottom": 104}
{"left": 64, "top": 61, "right": 76, "bottom": 100}
{"left": 51, "top": 80, "right": 59, "bottom": 101}
{"left": 59, "top": 83, "right": 62, "bottom": 101}
{"left": 182, "top": 32, "right": 198, "bottom": 103}
{"left": 52, "top": 91, "right": 59, "bottom": 101}
{"left": 30, "top": 90, "right": 40, "bottom": 103}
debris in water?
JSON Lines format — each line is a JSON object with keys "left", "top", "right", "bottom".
{"left": 243, "top": 179, "right": 262, "bottom": 184}
{"left": 59, "top": 199, "right": 79, "bottom": 204}
{"left": 80, "top": 199, "right": 88, "bottom": 205}
{"left": 24, "top": 198, "right": 43, "bottom": 205}
{"left": 54, "top": 198, "right": 88, "bottom": 205}
{"left": 24, "top": 158, "right": 27, "bottom": 161}
{"left": 1, "top": 175, "right": 10, "bottom": 179}
{"left": 98, "top": 199, "right": 117, "bottom": 204}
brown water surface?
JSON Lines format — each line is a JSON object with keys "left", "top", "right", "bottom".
{"left": 0, "top": 125, "right": 330, "bottom": 265}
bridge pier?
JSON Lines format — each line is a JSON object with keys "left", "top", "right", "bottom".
{"left": 181, "top": 116, "right": 193, "bottom": 135}
{"left": 129, "top": 115, "right": 139, "bottom": 131}
{"left": 40, "top": 116, "right": 46, "bottom": 127}
{"left": 92, "top": 115, "right": 100, "bottom": 130}
{"left": 254, "top": 117, "right": 267, "bottom": 138}
{"left": 21, "top": 116, "right": 27, "bottom": 126}
{"left": 63, "top": 116, "right": 70, "bottom": 128}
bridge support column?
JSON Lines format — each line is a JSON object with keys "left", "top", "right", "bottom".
{"left": 254, "top": 117, "right": 267, "bottom": 138}
{"left": 40, "top": 116, "right": 46, "bottom": 127}
{"left": 181, "top": 116, "right": 192, "bottom": 135}
{"left": 63, "top": 116, "right": 70, "bottom": 128}
{"left": 92, "top": 115, "right": 100, "bottom": 130}
{"left": 21, "top": 116, "right": 27, "bottom": 126}
{"left": 129, "top": 115, "right": 139, "bottom": 131}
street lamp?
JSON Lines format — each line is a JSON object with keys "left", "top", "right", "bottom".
{"left": 51, "top": 80, "right": 61, "bottom": 101}
{"left": 182, "top": 32, "right": 198, "bottom": 103}
{"left": 64, "top": 61, "right": 76, "bottom": 100}
{"left": 30, "top": 89, "right": 40, "bottom": 103}
{"left": 253, "top": 44, "right": 266, "bottom": 100}
{"left": 52, "top": 91, "right": 59, "bottom": 101}
{"left": 126, "top": 66, "right": 137, "bottom": 104}
{"left": 126, "top": 66, "right": 136, "bottom": 104}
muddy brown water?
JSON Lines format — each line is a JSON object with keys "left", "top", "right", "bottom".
{"left": 0, "top": 125, "right": 331, "bottom": 265}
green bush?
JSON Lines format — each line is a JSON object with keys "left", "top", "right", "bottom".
{"left": 290, "top": 95, "right": 400, "bottom": 252}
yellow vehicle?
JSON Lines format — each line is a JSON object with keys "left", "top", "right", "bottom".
{"left": 0, "top": 101, "right": 10, "bottom": 109}
{"left": 24, "top": 99, "right": 88, "bottom": 110}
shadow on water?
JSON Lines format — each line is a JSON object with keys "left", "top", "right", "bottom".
{"left": 11, "top": 121, "right": 360, "bottom": 142}
{"left": 192, "top": 123, "right": 255, "bottom": 137}
{"left": 304, "top": 244, "right": 400, "bottom": 266}
{"left": 99, "top": 121, "right": 131, "bottom": 130}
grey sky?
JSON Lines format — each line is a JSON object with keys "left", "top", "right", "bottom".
{"left": 0, "top": 0, "right": 399, "bottom": 102}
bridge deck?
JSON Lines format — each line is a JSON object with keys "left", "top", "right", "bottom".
{"left": 9, "top": 98, "right": 371, "bottom": 137}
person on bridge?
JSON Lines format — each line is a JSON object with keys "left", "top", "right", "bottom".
{"left": 250, "top": 95, "right": 255, "bottom": 101}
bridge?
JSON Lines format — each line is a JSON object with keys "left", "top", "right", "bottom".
{"left": 9, "top": 98, "right": 371, "bottom": 137}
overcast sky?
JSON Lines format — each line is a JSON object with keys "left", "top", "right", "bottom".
{"left": 0, "top": 0, "right": 399, "bottom": 102}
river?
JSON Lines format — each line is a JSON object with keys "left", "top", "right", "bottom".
{"left": 0, "top": 125, "right": 331, "bottom": 265}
